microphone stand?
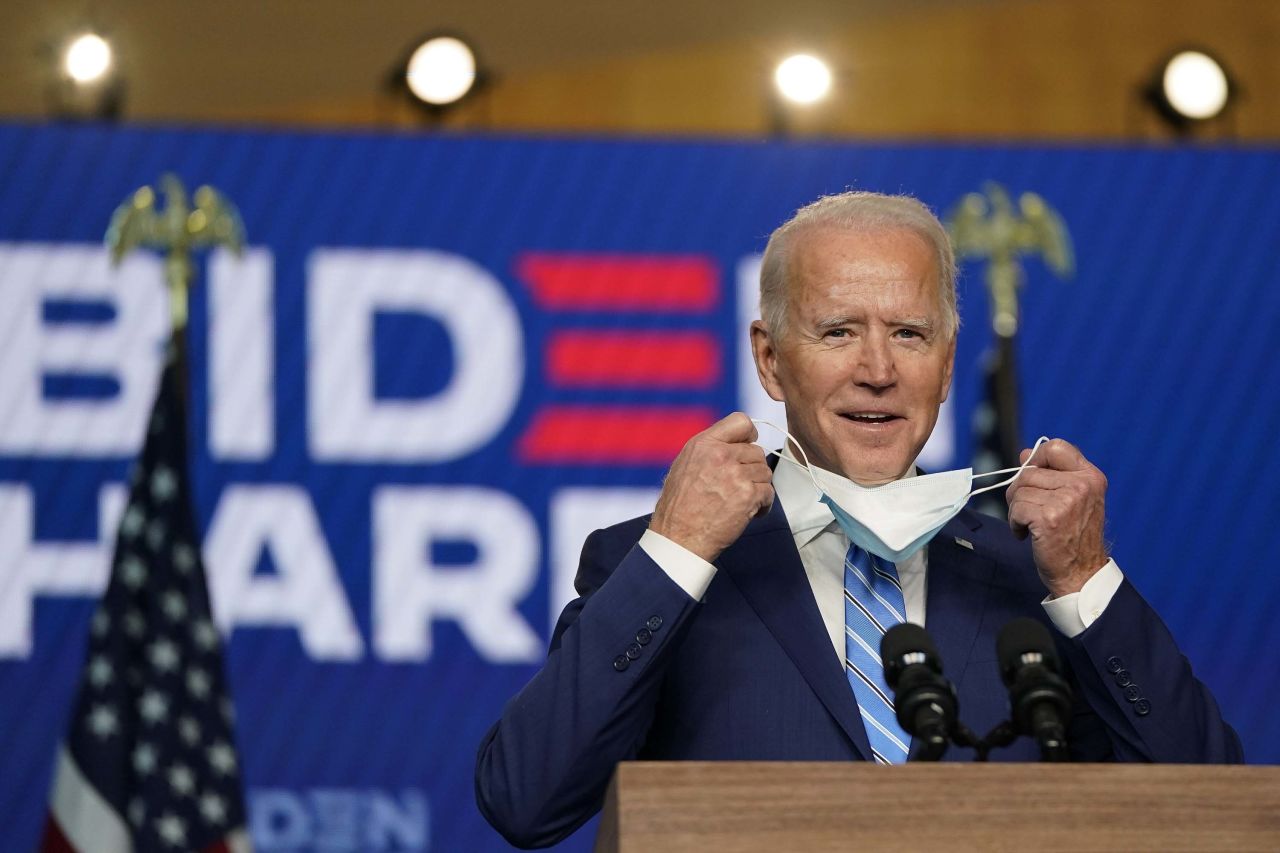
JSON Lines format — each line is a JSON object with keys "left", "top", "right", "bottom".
{"left": 939, "top": 719, "right": 1051, "bottom": 762}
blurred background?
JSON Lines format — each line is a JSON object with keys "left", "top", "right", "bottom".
{"left": 2, "top": 0, "right": 1278, "bottom": 140}
{"left": 1, "top": 2, "right": 1277, "bottom": 852}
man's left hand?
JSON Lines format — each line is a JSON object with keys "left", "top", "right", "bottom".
{"left": 1006, "top": 438, "right": 1111, "bottom": 598}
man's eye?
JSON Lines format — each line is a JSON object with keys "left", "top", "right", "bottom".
{"left": 894, "top": 328, "right": 923, "bottom": 340}
{"left": 825, "top": 329, "right": 849, "bottom": 338}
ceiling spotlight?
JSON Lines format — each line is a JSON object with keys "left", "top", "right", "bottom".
{"left": 1162, "top": 51, "right": 1229, "bottom": 120}
{"left": 1145, "top": 48, "right": 1234, "bottom": 133}
{"left": 405, "top": 35, "right": 477, "bottom": 108}
{"left": 774, "top": 54, "right": 832, "bottom": 106}
{"left": 48, "top": 29, "right": 124, "bottom": 120}
{"left": 64, "top": 33, "right": 113, "bottom": 84}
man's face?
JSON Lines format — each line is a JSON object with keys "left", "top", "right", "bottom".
{"left": 752, "top": 225, "right": 956, "bottom": 486}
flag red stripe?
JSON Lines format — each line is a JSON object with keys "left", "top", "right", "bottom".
{"left": 517, "top": 406, "right": 714, "bottom": 463}
{"left": 39, "top": 816, "right": 76, "bottom": 853}
{"left": 546, "top": 331, "right": 720, "bottom": 388}
{"left": 518, "top": 254, "right": 718, "bottom": 311}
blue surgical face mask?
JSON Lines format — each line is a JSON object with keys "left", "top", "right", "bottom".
{"left": 755, "top": 420, "right": 1047, "bottom": 564}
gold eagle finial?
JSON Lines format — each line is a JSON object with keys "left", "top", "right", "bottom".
{"left": 947, "top": 182, "right": 1074, "bottom": 337}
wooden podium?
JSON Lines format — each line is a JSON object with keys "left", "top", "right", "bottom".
{"left": 595, "top": 761, "right": 1280, "bottom": 852}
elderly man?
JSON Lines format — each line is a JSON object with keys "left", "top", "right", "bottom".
{"left": 475, "top": 191, "right": 1241, "bottom": 849}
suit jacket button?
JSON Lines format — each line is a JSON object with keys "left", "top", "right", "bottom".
{"left": 613, "top": 655, "right": 630, "bottom": 672}
{"left": 1124, "top": 685, "right": 1141, "bottom": 702}
{"left": 625, "top": 643, "right": 642, "bottom": 660}
{"left": 647, "top": 615, "right": 664, "bottom": 631}
{"left": 1115, "top": 669, "right": 1132, "bottom": 687}
{"left": 1134, "top": 698, "right": 1152, "bottom": 716}
{"left": 1106, "top": 656, "right": 1123, "bottom": 673}
{"left": 635, "top": 628, "right": 652, "bottom": 645}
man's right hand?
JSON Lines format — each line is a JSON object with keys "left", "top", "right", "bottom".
{"left": 648, "top": 412, "right": 775, "bottom": 563}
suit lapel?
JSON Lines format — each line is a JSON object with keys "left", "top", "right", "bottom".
{"left": 925, "top": 510, "right": 997, "bottom": 683}
{"left": 717, "top": 501, "right": 873, "bottom": 761}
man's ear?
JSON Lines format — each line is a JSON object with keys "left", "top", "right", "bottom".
{"left": 939, "top": 332, "right": 957, "bottom": 404}
{"left": 750, "top": 320, "right": 786, "bottom": 402}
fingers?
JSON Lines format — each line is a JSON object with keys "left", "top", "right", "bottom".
{"left": 1006, "top": 456, "right": 1111, "bottom": 597}
{"left": 1011, "top": 456, "right": 1104, "bottom": 499}
{"left": 1008, "top": 476, "right": 1099, "bottom": 531}
{"left": 1020, "top": 438, "right": 1089, "bottom": 472}
{"left": 1007, "top": 500, "right": 1033, "bottom": 541}
{"left": 753, "top": 482, "right": 776, "bottom": 518}
{"left": 720, "top": 426, "right": 773, "bottom": 476}
{"left": 1006, "top": 486, "right": 1059, "bottom": 537}
{"left": 705, "top": 411, "right": 757, "bottom": 444}
{"left": 1008, "top": 465, "right": 1079, "bottom": 492}
{"left": 1011, "top": 439, "right": 1104, "bottom": 512}
{"left": 730, "top": 440, "right": 768, "bottom": 463}
{"left": 734, "top": 439, "right": 774, "bottom": 489}
{"left": 1009, "top": 441, "right": 1090, "bottom": 545}
{"left": 649, "top": 414, "right": 774, "bottom": 562}
{"left": 1008, "top": 483, "right": 1054, "bottom": 506}
{"left": 732, "top": 475, "right": 775, "bottom": 521}
{"left": 1006, "top": 486, "right": 1055, "bottom": 541}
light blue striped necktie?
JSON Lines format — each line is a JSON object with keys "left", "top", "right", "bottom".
{"left": 843, "top": 542, "right": 912, "bottom": 764}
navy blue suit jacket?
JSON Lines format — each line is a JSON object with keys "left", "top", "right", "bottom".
{"left": 476, "top": 500, "right": 1242, "bottom": 848}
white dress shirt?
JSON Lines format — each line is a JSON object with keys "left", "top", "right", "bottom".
{"left": 638, "top": 452, "right": 1124, "bottom": 666}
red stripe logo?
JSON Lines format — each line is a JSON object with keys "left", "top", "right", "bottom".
{"left": 546, "top": 331, "right": 720, "bottom": 389}
{"left": 518, "top": 406, "right": 716, "bottom": 464}
{"left": 516, "top": 252, "right": 722, "bottom": 464}
{"left": 518, "top": 254, "right": 718, "bottom": 312}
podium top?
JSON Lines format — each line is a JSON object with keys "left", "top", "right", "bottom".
{"left": 597, "top": 761, "right": 1280, "bottom": 853}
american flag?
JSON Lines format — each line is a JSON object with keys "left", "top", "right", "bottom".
{"left": 41, "top": 340, "right": 251, "bottom": 853}
{"left": 970, "top": 334, "right": 1023, "bottom": 520}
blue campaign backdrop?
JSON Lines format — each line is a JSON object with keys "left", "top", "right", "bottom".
{"left": 0, "top": 122, "right": 1277, "bottom": 852}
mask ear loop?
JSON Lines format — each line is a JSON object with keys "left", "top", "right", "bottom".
{"left": 968, "top": 435, "right": 1051, "bottom": 498}
{"left": 749, "top": 418, "right": 828, "bottom": 496}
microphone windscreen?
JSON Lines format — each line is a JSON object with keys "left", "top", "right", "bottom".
{"left": 880, "top": 622, "right": 938, "bottom": 667}
{"left": 996, "top": 617, "right": 1060, "bottom": 679}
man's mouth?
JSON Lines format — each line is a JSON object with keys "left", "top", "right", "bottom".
{"left": 840, "top": 411, "right": 902, "bottom": 425}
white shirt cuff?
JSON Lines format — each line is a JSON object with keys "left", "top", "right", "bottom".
{"left": 639, "top": 529, "right": 718, "bottom": 601}
{"left": 1041, "top": 558, "right": 1125, "bottom": 638}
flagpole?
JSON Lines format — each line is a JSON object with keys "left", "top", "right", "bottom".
{"left": 946, "top": 182, "right": 1074, "bottom": 517}
{"left": 41, "top": 175, "right": 254, "bottom": 853}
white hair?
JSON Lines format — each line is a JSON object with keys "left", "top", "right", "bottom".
{"left": 759, "top": 191, "right": 959, "bottom": 339}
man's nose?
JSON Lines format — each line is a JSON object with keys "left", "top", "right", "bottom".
{"left": 853, "top": 335, "right": 896, "bottom": 389}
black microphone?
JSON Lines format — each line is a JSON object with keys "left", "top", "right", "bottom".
{"left": 881, "top": 623, "right": 959, "bottom": 761}
{"left": 997, "top": 618, "right": 1074, "bottom": 762}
